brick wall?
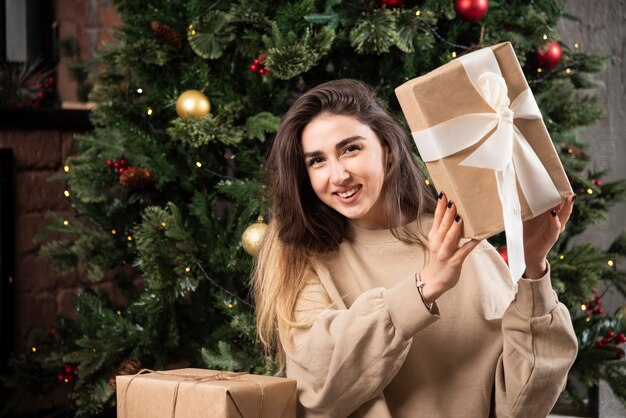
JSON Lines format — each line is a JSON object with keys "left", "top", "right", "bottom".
{"left": 0, "top": 126, "right": 125, "bottom": 356}
{"left": 54, "top": 0, "right": 120, "bottom": 103}
{"left": 0, "top": 130, "right": 78, "bottom": 352}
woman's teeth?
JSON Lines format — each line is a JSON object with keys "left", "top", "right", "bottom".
{"left": 337, "top": 186, "right": 359, "bottom": 198}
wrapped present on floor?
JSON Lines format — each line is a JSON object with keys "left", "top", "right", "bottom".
{"left": 116, "top": 368, "right": 297, "bottom": 418}
{"left": 395, "top": 42, "right": 573, "bottom": 281}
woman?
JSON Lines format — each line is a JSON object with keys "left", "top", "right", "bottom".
{"left": 253, "top": 79, "right": 577, "bottom": 418}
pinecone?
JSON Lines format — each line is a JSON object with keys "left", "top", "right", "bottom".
{"left": 119, "top": 167, "right": 154, "bottom": 189}
{"left": 107, "top": 358, "right": 141, "bottom": 392}
{"left": 151, "top": 20, "right": 184, "bottom": 49}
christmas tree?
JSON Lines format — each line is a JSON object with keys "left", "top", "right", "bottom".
{"left": 3, "top": 0, "right": 626, "bottom": 416}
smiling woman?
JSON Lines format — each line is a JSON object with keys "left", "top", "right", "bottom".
{"left": 252, "top": 79, "right": 577, "bottom": 418}
{"left": 301, "top": 115, "right": 387, "bottom": 229}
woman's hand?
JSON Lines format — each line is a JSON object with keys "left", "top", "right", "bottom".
{"left": 522, "top": 195, "right": 575, "bottom": 279}
{"left": 420, "top": 193, "right": 481, "bottom": 304}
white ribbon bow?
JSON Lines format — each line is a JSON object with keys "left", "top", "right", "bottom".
{"left": 412, "top": 47, "right": 561, "bottom": 282}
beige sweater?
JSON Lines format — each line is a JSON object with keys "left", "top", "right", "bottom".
{"left": 283, "top": 220, "right": 577, "bottom": 418}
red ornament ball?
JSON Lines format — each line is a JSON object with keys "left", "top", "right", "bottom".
{"left": 249, "top": 64, "right": 258, "bottom": 72}
{"left": 376, "top": 0, "right": 405, "bottom": 7}
{"left": 536, "top": 41, "right": 562, "bottom": 70}
{"left": 454, "top": 0, "right": 489, "bottom": 22}
{"left": 497, "top": 246, "right": 508, "bottom": 265}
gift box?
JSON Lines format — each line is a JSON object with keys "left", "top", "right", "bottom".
{"left": 395, "top": 42, "right": 572, "bottom": 280}
{"left": 116, "top": 368, "right": 297, "bottom": 418}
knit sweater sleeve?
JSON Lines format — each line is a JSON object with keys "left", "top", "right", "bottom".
{"left": 283, "top": 274, "right": 439, "bottom": 418}
{"left": 493, "top": 262, "right": 578, "bottom": 417}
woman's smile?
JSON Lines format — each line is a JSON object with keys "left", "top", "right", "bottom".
{"left": 335, "top": 185, "right": 361, "bottom": 199}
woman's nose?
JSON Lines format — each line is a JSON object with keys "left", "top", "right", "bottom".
{"left": 330, "top": 160, "right": 350, "bottom": 184}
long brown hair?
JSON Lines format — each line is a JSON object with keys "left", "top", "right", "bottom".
{"left": 253, "top": 79, "right": 436, "bottom": 361}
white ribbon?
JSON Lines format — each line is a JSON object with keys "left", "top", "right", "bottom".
{"left": 412, "top": 47, "right": 561, "bottom": 282}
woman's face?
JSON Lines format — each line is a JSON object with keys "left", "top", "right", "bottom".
{"left": 301, "top": 113, "right": 387, "bottom": 229}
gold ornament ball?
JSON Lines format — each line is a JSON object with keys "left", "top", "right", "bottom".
{"left": 176, "top": 89, "right": 210, "bottom": 119}
{"left": 242, "top": 216, "right": 267, "bottom": 257}
{"left": 616, "top": 305, "right": 626, "bottom": 319}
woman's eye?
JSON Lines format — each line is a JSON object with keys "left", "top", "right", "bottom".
{"left": 344, "top": 144, "right": 361, "bottom": 154}
{"left": 307, "top": 157, "right": 324, "bottom": 166}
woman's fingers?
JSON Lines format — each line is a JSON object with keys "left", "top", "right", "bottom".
{"left": 455, "top": 238, "right": 482, "bottom": 261}
{"left": 429, "top": 196, "right": 481, "bottom": 264}
{"left": 547, "top": 195, "right": 575, "bottom": 235}
{"left": 442, "top": 212, "right": 462, "bottom": 252}
{"left": 558, "top": 195, "right": 575, "bottom": 232}
{"left": 431, "top": 192, "right": 446, "bottom": 232}
{"left": 443, "top": 216, "right": 480, "bottom": 262}
{"left": 436, "top": 199, "right": 457, "bottom": 244}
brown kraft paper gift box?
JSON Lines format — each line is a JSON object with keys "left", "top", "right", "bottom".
{"left": 116, "top": 368, "right": 297, "bottom": 418}
{"left": 395, "top": 42, "right": 572, "bottom": 240}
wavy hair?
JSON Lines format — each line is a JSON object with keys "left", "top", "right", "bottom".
{"left": 253, "top": 79, "right": 436, "bottom": 365}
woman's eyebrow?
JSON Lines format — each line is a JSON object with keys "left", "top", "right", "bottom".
{"left": 303, "top": 136, "right": 366, "bottom": 159}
